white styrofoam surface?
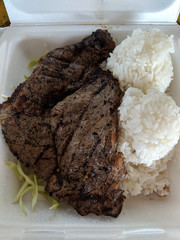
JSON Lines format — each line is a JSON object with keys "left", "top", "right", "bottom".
{"left": 0, "top": 25, "right": 180, "bottom": 240}
{"left": 3, "top": 0, "right": 180, "bottom": 25}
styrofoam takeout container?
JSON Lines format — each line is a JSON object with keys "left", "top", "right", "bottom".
{"left": 0, "top": 0, "right": 180, "bottom": 239}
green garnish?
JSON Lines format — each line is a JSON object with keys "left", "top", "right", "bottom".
{"left": 28, "top": 55, "right": 45, "bottom": 68}
{"left": 28, "top": 44, "right": 49, "bottom": 68}
{"left": 11, "top": 77, "right": 27, "bottom": 91}
{"left": 31, "top": 175, "right": 38, "bottom": 212}
{"left": 1, "top": 95, "right": 9, "bottom": 100}
{"left": 82, "top": 35, "right": 88, "bottom": 40}
{"left": 8, "top": 50, "right": 48, "bottom": 92}
{"left": 19, "top": 185, "right": 33, "bottom": 216}
{"left": 5, "top": 160, "right": 59, "bottom": 216}
{"left": 5, "top": 161, "right": 23, "bottom": 181}
{"left": 40, "top": 192, "right": 60, "bottom": 210}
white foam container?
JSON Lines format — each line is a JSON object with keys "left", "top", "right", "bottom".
{"left": 0, "top": 0, "right": 180, "bottom": 239}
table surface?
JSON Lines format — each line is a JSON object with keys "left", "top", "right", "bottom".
{"left": 0, "top": 0, "right": 10, "bottom": 27}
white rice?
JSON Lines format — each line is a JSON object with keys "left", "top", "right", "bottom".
{"left": 117, "top": 87, "right": 180, "bottom": 196}
{"left": 118, "top": 87, "right": 180, "bottom": 166}
{"left": 121, "top": 150, "right": 174, "bottom": 196}
{"left": 107, "top": 28, "right": 174, "bottom": 93}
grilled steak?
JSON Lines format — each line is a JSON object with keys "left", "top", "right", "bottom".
{"left": 0, "top": 29, "right": 115, "bottom": 180}
{"left": 46, "top": 68, "right": 125, "bottom": 217}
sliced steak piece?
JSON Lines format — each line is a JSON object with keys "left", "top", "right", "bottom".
{"left": 46, "top": 68, "right": 125, "bottom": 217}
{"left": 0, "top": 29, "right": 115, "bottom": 115}
{"left": 0, "top": 30, "right": 115, "bottom": 180}
{"left": 1, "top": 110, "right": 56, "bottom": 180}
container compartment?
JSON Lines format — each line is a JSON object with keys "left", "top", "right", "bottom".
{"left": 0, "top": 24, "right": 180, "bottom": 239}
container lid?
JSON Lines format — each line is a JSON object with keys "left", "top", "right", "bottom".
{"left": 4, "top": 0, "right": 180, "bottom": 25}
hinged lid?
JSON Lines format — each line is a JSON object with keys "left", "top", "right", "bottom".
{"left": 4, "top": 0, "right": 180, "bottom": 25}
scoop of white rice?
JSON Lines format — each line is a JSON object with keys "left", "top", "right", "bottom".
{"left": 118, "top": 87, "right": 180, "bottom": 196}
{"left": 118, "top": 87, "right": 180, "bottom": 167}
{"left": 106, "top": 28, "right": 174, "bottom": 92}
{"left": 121, "top": 150, "right": 174, "bottom": 196}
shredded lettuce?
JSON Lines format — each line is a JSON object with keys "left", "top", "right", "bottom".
{"left": 40, "top": 192, "right": 60, "bottom": 210}
{"left": 28, "top": 55, "right": 45, "bottom": 68}
{"left": 24, "top": 75, "right": 29, "bottom": 80}
{"left": 1, "top": 95, "right": 9, "bottom": 100}
{"left": 5, "top": 160, "right": 59, "bottom": 215}
{"left": 11, "top": 78, "right": 26, "bottom": 91}
{"left": 28, "top": 44, "right": 49, "bottom": 68}
{"left": 13, "top": 181, "right": 29, "bottom": 203}
{"left": 3, "top": 46, "right": 59, "bottom": 215}
{"left": 5, "top": 161, "right": 23, "bottom": 181}
{"left": 31, "top": 175, "right": 38, "bottom": 212}
{"left": 19, "top": 185, "right": 33, "bottom": 216}
{"left": 82, "top": 35, "right": 88, "bottom": 40}
{"left": 3, "top": 51, "right": 47, "bottom": 95}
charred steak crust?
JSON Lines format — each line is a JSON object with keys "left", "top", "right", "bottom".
{"left": 0, "top": 29, "right": 115, "bottom": 115}
{"left": 0, "top": 30, "right": 115, "bottom": 181}
{"left": 0, "top": 30, "right": 125, "bottom": 217}
{"left": 46, "top": 68, "right": 125, "bottom": 217}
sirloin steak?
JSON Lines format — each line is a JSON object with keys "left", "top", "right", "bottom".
{"left": 0, "top": 29, "right": 115, "bottom": 180}
{"left": 46, "top": 68, "right": 125, "bottom": 217}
